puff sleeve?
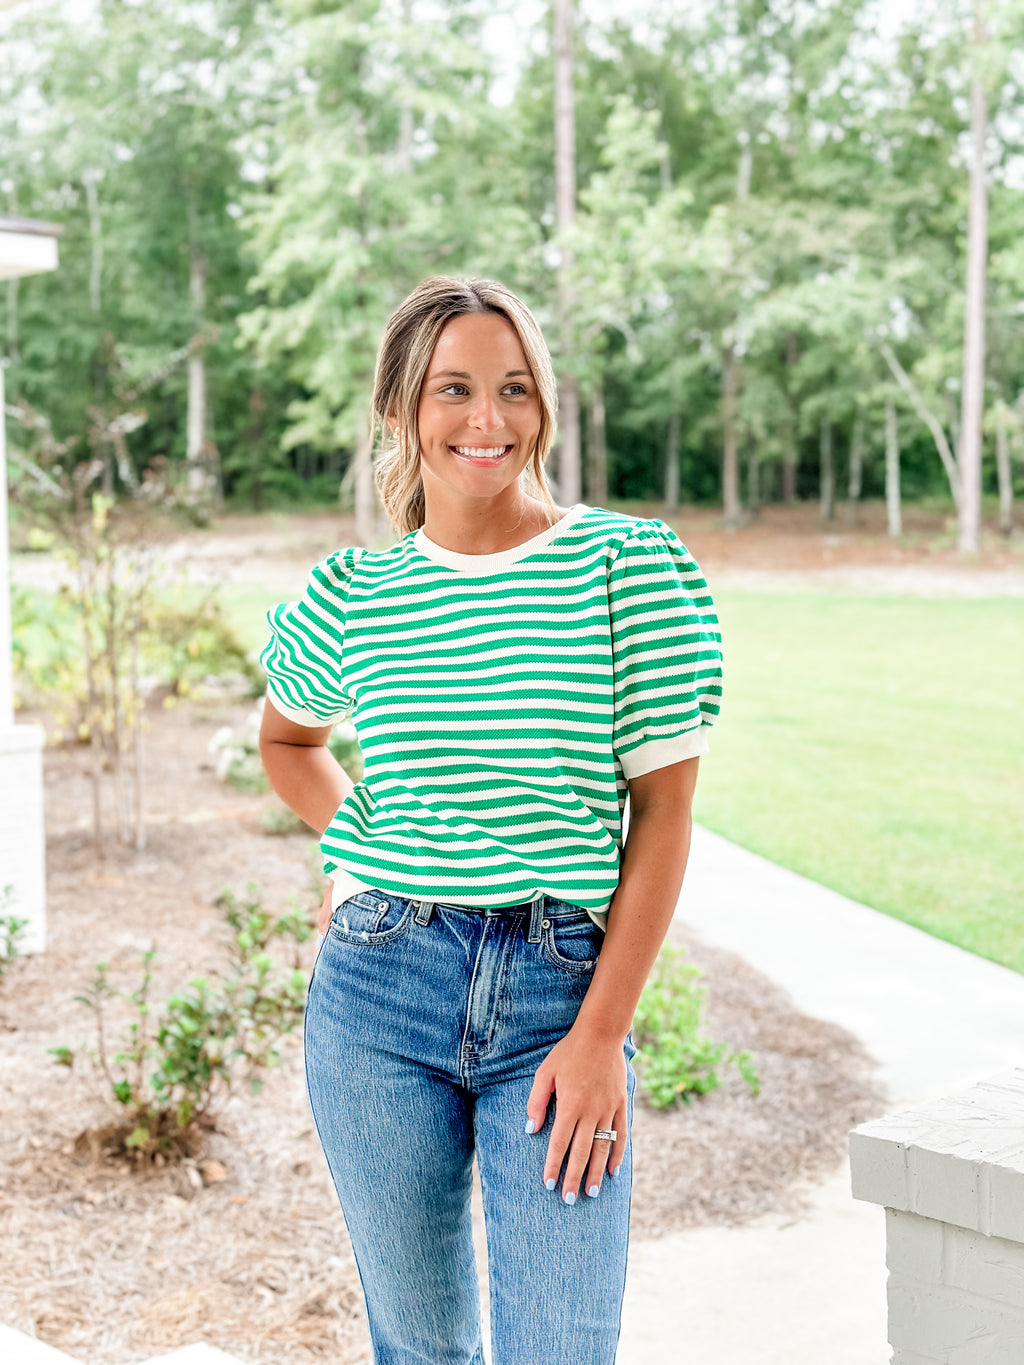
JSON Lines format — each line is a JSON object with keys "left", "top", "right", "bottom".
{"left": 608, "top": 519, "right": 723, "bottom": 780}
{"left": 260, "top": 546, "right": 363, "bottom": 727}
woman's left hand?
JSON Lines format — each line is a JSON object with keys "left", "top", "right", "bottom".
{"left": 525, "top": 1023, "right": 628, "bottom": 1203}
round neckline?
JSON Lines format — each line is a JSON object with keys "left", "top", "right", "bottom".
{"left": 411, "top": 504, "right": 589, "bottom": 574}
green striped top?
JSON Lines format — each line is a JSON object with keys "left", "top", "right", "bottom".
{"left": 261, "top": 502, "right": 722, "bottom": 923}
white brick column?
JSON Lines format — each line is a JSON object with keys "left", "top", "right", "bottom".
{"left": 0, "top": 216, "right": 61, "bottom": 955}
{"left": 850, "top": 1068, "right": 1024, "bottom": 1365}
{"left": 1, "top": 364, "right": 47, "bottom": 952}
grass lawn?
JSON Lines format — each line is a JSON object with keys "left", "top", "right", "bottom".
{"left": 693, "top": 591, "right": 1024, "bottom": 974}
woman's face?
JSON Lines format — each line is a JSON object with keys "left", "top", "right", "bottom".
{"left": 415, "top": 312, "right": 542, "bottom": 504}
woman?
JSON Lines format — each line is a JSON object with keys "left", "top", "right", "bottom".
{"left": 259, "top": 276, "right": 722, "bottom": 1364}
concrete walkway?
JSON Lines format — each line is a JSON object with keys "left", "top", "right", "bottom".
{"left": 614, "top": 823, "right": 1024, "bottom": 1365}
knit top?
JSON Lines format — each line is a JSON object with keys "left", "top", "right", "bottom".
{"left": 260, "top": 502, "right": 723, "bottom": 924}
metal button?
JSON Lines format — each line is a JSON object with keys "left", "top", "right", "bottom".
{"left": 378, "top": 901, "right": 388, "bottom": 911}
{"left": 541, "top": 918, "right": 551, "bottom": 929}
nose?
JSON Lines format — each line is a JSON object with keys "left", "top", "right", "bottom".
{"left": 467, "top": 392, "right": 502, "bottom": 433}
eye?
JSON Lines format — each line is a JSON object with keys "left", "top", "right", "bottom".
{"left": 503, "top": 383, "right": 529, "bottom": 396}
{"left": 440, "top": 383, "right": 468, "bottom": 396}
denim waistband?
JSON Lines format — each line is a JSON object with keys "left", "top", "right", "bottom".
{"left": 410, "top": 892, "right": 550, "bottom": 942}
{"left": 425, "top": 894, "right": 546, "bottom": 916}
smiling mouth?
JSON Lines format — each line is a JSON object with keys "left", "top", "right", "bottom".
{"left": 450, "top": 444, "right": 513, "bottom": 463}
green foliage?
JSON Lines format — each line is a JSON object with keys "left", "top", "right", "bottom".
{"left": 1, "top": 0, "right": 1021, "bottom": 515}
{"left": 633, "top": 943, "right": 759, "bottom": 1108}
{"left": 146, "top": 594, "right": 262, "bottom": 701}
{"left": 326, "top": 719, "right": 364, "bottom": 782}
{"left": 0, "top": 886, "right": 29, "bottom": 987}
{"left": 209, "top": 704, "right": 363, "bottom": 795}
{"left": 52, "top": 883, "right": 313, "bottom": 1162}
{"left": 11, "top": 578, "right": 259, "bottom": 740}
{"left": 208, "top": 705, "right": 269, "bottom": 793}
{"left": 259, "top": 805, "right": 307, "bottom": 837}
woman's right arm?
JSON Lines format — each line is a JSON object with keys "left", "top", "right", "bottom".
{"left": 258, "top": 698, "right": 353, "bottom": 837}
{"left": 259, "top": 700, "right": 353, "bottom": 935}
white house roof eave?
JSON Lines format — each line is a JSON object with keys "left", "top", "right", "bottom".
{"left": 0, "top": 214, "right": 63, "bottom": 280}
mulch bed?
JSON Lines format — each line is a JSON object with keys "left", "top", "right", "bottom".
{"left": 0, "top": 699, "right": 886, "bottom": 1362}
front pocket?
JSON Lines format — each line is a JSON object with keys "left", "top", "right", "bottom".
{"left": 539, "top": 913, "right": 604, "bottom": 975}
{"left": 328, "top": 892, "right": 413, "bottom": 946}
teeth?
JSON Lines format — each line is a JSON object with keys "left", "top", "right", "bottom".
{"left": 453, "top": 445, "right": 509, "bottom": 458}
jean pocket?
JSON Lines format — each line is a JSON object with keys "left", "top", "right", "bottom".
{"left": 328, "top": 892, "right": 413, "bottom": 946}
{"left": 539, "top": 912, "right": 604, "bottom": 975}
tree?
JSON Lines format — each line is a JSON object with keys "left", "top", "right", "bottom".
{"left": 237, "top": 0, "right": 526, "bottom": 541}
{"left": 958, "top": 0, "right": 989, "bottom": 552}
{"left": 552, "top": 0, "right": 581, "bottom": 505}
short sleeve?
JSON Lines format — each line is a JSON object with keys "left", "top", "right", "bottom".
{"left": 260, "top": 546, "right": 363, "bottom": 727}
{"left": 608, "top": 519, "right": 723, "bottom": 780}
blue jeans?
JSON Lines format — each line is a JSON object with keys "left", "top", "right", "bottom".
{"left": 304, "top": 889, "right": 636, "bottom": 1365}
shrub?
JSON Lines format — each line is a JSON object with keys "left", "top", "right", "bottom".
{"left": 51, "top": 883, "right": 312, "bottom": 1162}
{"left": 209, "top": 701, "right": 364, "bottom": 798}
{"left": 209, "top": 705, "right": 269, "bottom": 793}
{"left": 0, "top": 885, "right": 28, "bottom": 990}
{"left": 259, "top": 805, "right": 308, "bottom": 837}
{"left": 633, "top": 943, "right": 759, "bottom": 1108}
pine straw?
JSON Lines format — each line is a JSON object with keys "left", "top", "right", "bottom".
{"left": 0, "top": 701, "right": 887, "bottom": 1362}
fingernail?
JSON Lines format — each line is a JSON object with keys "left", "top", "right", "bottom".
{"left": 587, "top": 1184, "right": 599, "bottom": 1198}
{"left": 524, "top": 1119, "right": 536, "bottom": 1134}
{"left": 610, "top": 1164, "right": 621, "bottom": 1177}
{"left": 545, "top": 1177, "right": 556, "bottom": 1191}
{"left": 564, "top": 1191, "right": 576, "bottom": 1205}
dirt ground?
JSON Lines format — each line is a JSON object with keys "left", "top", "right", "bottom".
{"left": 5, "top": 497, "right": 1004, "bottom": 1362}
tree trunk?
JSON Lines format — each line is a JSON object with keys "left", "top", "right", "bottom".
{"left": 995, "top": 413, "right": 1013, "bottom": 537}
{"left": 186, "top": 216, "right": 209, "bottom": 501}
{"left": 782, "top": 331, "right": 798, "bottom": 503}
{"left": 81, "top": 171, "right": 114, "bottom": 492}
{"left": 396, "top": 0, "right": 414, "bottom": 174}
{"left": 664, "top": 410, "right": 680, "bottom": 514}
{"left": 746, "top": 449, "right": 760, "bottom": 518}
{"left": 248, "top": 385, "right": 266, "bottom": 512}
{"left": 553, "top": 0, "right": 581, "bottom": 504}
{"left": 82, "top": 170, "right": 103, "bottom": 318}
{"left": 4, "top": 186, "right": 17, "bottom": 368}
{"left": 881, "top": 344, "right": 961, "bottom": 510}
{"left": 885, "top": 397, "right": 902, "bottom": 537}
{"left": 819, "top": 421, "right": 835, "bottom": 522}
{"left": 353, "top": 424, "right": 376, "bottom": 549}
{"left": 586, "top": 381, "right": 607, "bottom": 507}
{"left": 721, "top": 338, "right": 741, "bottom": 531}
{"left": 958, "top": 0, "right": 988, "bottom": 554}
{"left": 5, "top": 273, "right": 17, "bottom": 367}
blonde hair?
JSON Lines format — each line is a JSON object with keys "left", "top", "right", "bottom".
{"left": 372, "top": 276, "right": 560, "bottom": 537}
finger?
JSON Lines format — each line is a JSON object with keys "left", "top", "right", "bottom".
{"left": 559, "top": 1121, "right": 599, "bottom": 1205}
{"left": 543, "top": 1111, "right": 577, "bottom": 1193}
{"left": 608, "top": 1099, "right": 628, "bottom": 1178}
{"left": 584, "top": 1123, "right": 615, "bottom": 1199}
{"left": 525, "top": 1066, "right": 555, "bottom": 1137}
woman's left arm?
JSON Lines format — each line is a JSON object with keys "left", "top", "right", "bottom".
{"left": 525, "top": 755, "right": 699, "bottom": 1201}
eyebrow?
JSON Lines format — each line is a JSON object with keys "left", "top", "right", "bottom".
{"left": 429, "top": 369, "right": 531, "bottom": 380}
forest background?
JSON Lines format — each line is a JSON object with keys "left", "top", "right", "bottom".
{"left": 3, "top": 0, "right": 1023, "bottom": 540}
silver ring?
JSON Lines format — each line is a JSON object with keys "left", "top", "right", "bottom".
{"left": 593, "top": 1128, "right": 617, "bottom": 1142}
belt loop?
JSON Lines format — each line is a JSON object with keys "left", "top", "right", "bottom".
{"left": 414, "top": 899, "right": 436, "bottom": 926}
{"left": 527, "top": 894, "right": 545, "bottom": 943}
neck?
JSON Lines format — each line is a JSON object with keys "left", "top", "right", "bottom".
{"left": 421, "top": 489, "right": 565, "bottom": 556}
